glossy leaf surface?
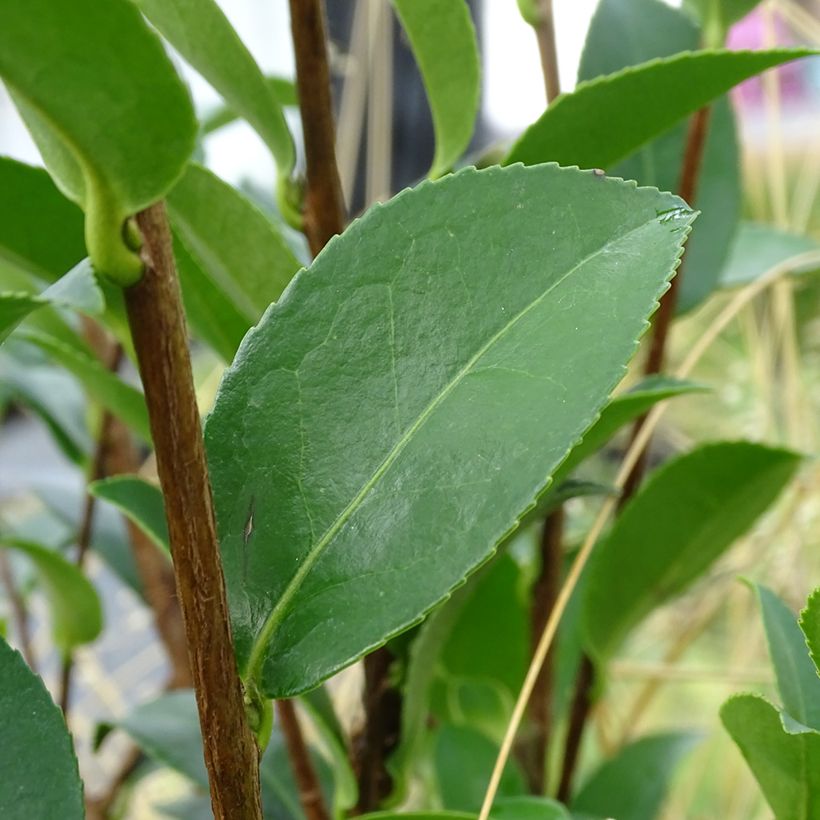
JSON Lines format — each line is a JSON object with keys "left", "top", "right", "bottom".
{"left": 390, "top": 0, "right": 480, "bottom": 177}
{"left": 583, "top": 442, "right": 800, "bottom": 661}
{"left": 205, "top": 164, "right": 695, "bottom": 697}
{"left": 0, "top": 637, "right": 83, "bottom": 819}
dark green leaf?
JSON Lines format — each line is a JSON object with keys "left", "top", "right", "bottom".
{"left": 750, "top": 583, "right": 820, "bottom": 731}
{"left": 571, "top": 732, "right": 699, "bottom": 820}
{"left": 506, "top": 49, "right": 814, "bottom": 171}
{"left": 583, "top": 442, "right": 800, "bottom": 662}
{"left": 390, "top": 0, "right": 480, "bottom": 177}
{"left": 0, "top": 637, "right": 83, "bottom": 819}
{"left": 89, "top": 476, "right": 170, "bottom": 555}
{"left": 205, "top": 164, "right": 696, "bottom": 697}
{"left": 578, "top": 0, "right": 741, "bottom": 312}
{"left": 800, "top": 588, "right": 820, "bottom": 678}
{"left": 132, "top": 0, "right": 294, "bottom": 172}
{"left": 719, "top": 222, "right": 820, "bottom": 288}
{"left": 721, "top": 694, "right": 820, "bottom": 820}
{"left": 0, "top": 0, "right": 196, "bottom": 282}
{"left": 1, "top": 538, "right": 102, "bottom": 652}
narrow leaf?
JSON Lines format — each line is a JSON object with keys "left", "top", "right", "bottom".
{"left": 205, "top": 164, "right": 696, "bottom": 697}
{"left": 721, "top": 694, "right": 820, "bottom": 820}
{"left": 390, "top": 0, "right": 480, "bottom": 177}
{"left": 89, "top": 476, "right": 170, "bottom": 555}
{"left": 583, "top": 442, "right": 800, "bottom": 661}
{"left": 132, "top": 0, "right": 295, "bottom": 172}
{"left": 201, "top": 76, "right": 298, "bottom": 137}
{"left": 800, "top": 588, "right": 820, "bottom": 678}
{"left": 571, "top": 732, "right": 700, "bottom": 820}
{"left": 0, "top": 637, "right": 83, "bottom": 818}
{"left": 0, "top": 0, "right": 196, "bottom": 282}
{"left": 2, "top": 538, "right": 102, "bottom": 652}
{"left": 506, "top": 49, "right": 814, "bottom": 171}
{"left": 750, "top": 583, "right": 820, "bottom": 730}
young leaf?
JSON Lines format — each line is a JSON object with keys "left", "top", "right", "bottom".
{"left": 131, "top": 0, "right": 295, "bottom": 173}
{"left": 719, "top": 222, "right": 820, "bottom": 288}
{"left": 506, "top": 49, "right": 814, "bottom": 171}
{"left": 390, "top": 0, "right": 480, "bottom": 177}
{"left": 583, "top": 442, "right": 800, "bottom": 662}
{"left": 167, "top": 164, "right": 302, "bottom": 322}
{"left": 750, "top": 582, "right": 820, "bottom": 731}
{"left": 89, "top": 476, "right": 170, "bottom": 555}
{"left": 800, "top": 588, "right": 820, "bottom": 677}
{"left": 0, "top": 637, "right": 84, "bottom": 818}
{"left": 578, "top": 0, "right": 741, "bottom": 313}
{"left": 0, "top": 158, "right": 86, "bottom": 281}
{"left": 16, "top": 330, "right": 151, "bottom": 442}
{"left": 0, "top": 0, "right": 196, "bottom": 283}
{"left": 571, "top": 732, "right": 700, "bottom": 820}
{"left": 1, "top": 539, "right": 102, "bottom": 653}
{"left": 721, "top": 694, "right": 820, "bottom": 819}
{"left": 204, "top": 163, "right": 696, "bottom": 697}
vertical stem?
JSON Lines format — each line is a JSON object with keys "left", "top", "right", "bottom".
{"left": 0, "top": 550, "right": 36, "bottom": 669}
{"left": 277, "top": 700, "right": 331, "bottom": 820}
{"left": 556, "top": 655, "right": 594, "bottom": 802}
{"left": 534, "top": 0, "right": 561, "bottom": 104}
{"left": 290, "top": 0, "right": 346, "bottom": 256}
{"left": 125, "top": 202, "right": 262, "bottom": 820}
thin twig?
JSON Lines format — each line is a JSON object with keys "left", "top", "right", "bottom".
{"left": 289, "top": 0, "right": 346, "bottom": 256}
{"left": 0, "top": 550, "right": 36, "bottom": 669}
{"left": 85, "top": 745, "right": 144, "bottom": 820}
{"left": 126, "top": 202, "right": 262, "bottom": 819}
{"left": 533, "top": 0, "right": 561, "bottom": 103}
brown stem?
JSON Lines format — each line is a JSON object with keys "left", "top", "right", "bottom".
{"left": 533, "top": 0, "right": 561, "bottom": 103}
{"left": 556, "top": 654, "right": 594, "bottom": 802}
{"left": 522, "top": 507, "right": 564, "bottom": 793}
{"left": 353, "top": 646, "right": 403, "bottom": 813}
{"left": 289, "top": 0, "right": 345, "bottom": 256}
{"left": 125, "top": 202, "right": 261, "bottom": 820}
{"left": 277, "top": 700, "right": 331, "bottom": 820}
{"left": 0, "top": 550, "right": 36, "bottom": 669}
{"left": 85, "top": 745, "right": 144, "bottom": 820}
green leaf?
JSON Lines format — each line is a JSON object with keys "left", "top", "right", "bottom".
{"left": 167, "top": 164, "right": 301, "bottom": 323}
{"left": 683, "top": 0, "right": 763, "bottom": 35}
{"left": 571, "top": 732, "right": 700, "bottom": 820}
{"left": 435, "top": 725, "right": 526, "bottom": 813}
{"left": 719, "top": 222, "right": 820, "bottom": 288}
{"left": 0, "top": 260, "right": 104, "bottom": 344}
{"left": 721, "top": 694, "right": 820, "bottom": 820}
{"left": 131, "top": 0, "right": 294, "bottom": 173}
{"left": 0, "top": 158, "right": 86, "bottom": 281}
{"left": 390, "top": 0, "right": 480, "bottom": 177}
{"left": 0, "top": 0, "right": 196, "bottom": 283}
{"left": 799, "top": 588, "right": 820, "bottom": 678}
{"left": 362, "top": 814, "right": 474, "bottom": 819}
{"left": 88, "top": 476, "right": 169, "bottom": 555}
{"left": 578, "top": 0, "right": 741, "bottom": 313}
{"left": 204, "top": 163, "right": 696, "bottom": 697}
{"left": 17, "top": 330, "right": 151, "bottom": 442}
{"left": 201, "top": 76, "right": 298, "bottom": 137}
{"left": 491, "top": 797, "right": 572, "bottom": 819}
{"left": 2, "top": 538, "right": 102, "bottom": 652}
{"left": 506, "top": 49, "right": 815, "bottom": 171}
{"left": 583, "top": 442, "right": 800, "bottom": 662}
{"left": 0, "top": 637, "right": 83, "bottom": 819}
{"left": 750, "top": 583, "right": 820, "bottom": 731}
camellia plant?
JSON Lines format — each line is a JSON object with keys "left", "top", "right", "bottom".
{"left": 0, "top": 0, "right": 819, "bottom": 818}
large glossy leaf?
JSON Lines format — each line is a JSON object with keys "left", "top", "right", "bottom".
{"left": 719, "top": 222, "right": 820, "bottom": 288}
{"left": 204, "top": 163, "right": 696, "bottom": 697}
{"left": 751, "top": 583, "right": 820, "bottom": 731}
{"left": 2, "top": 538, "right": 102, "bottom": 652}
{"left": 16, "top": 330, "right": 151, "bottom": 441}
{"left": 0, "top": 158, "right": 85, "bottom": 281}
{"left": 571, "top": 732, "right": 700, "bottom": 820}
{"left": 89, "top": 476, "right": 170, "bottom": 555}
{"left": 132, "top": 0, "right": 294, "bottom": 173}
{"left": 583, "top": 442, "right": 800, "bottom": 662}
{"left": 167, "top": 164, "right": 301, "bottom": 324}
{"left": 722, "top": 694, "right": 820, "bottom": 820}
{"left": 800, "top": 588, "right": 820, "bottom": 677}
{"left": 0, "top": 637, "right": 83, "bottom": 818}
{"left": 578, "top": 0, "right": 741, "bottom": 313}
{"left": 390, "top": 0, "right": 480, "bottom": 177}
{"left": 0, "top": 0, "right": 196, "bottom": 282}
{"left": 506, "top": 49, "right": 814, "bottom": 171}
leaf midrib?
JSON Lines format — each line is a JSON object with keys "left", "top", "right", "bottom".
{"left": 243, "top": 214, "right": 673, "bottom": 683}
